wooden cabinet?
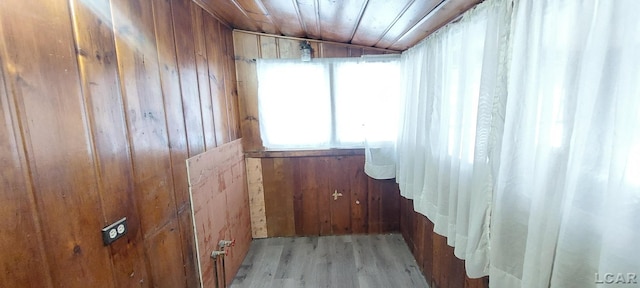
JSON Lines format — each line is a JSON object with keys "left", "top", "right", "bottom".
{"left": 256, "top": 154, "right": 400, "bottom": 237}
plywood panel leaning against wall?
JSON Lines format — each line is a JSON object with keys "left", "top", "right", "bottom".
{"left": 0, "top": 0, "right": 241, "bottom": 286}
{"left": 187, "top": 139, "right": 252, "bottom": 288}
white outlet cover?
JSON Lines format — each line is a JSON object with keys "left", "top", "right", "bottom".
{"left": 117, "top": 224, "right": 125, "bottom": 234}
{"left": 109, "top": 229, "right": 117, "bottom": 239}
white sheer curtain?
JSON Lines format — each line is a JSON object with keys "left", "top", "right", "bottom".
{"left": 256, "top": 61, "right": 332, "bottom": 149}
{"left": 490, "top": 0, "right": 640, "bottom": 287}
{"left": 332, "top": 60, "right": 401, "bottom": 179}
{"left": 396, "top": 0, "right": 511, "bottom": 277}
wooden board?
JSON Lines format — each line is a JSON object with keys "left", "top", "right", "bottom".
{"left": 292, "top": 157, "right": 332, "bottom": 236}
{"left": 262, "top": 158, "right": 297, "bottom": 236}
{"left": 246, "top": 157, "right": 268, "bottom": 238}
{"left": 320, "top": 42, "right": 350, "bottom": 58}
{"left": 204, "top": 17, "right": 231, "bottom": 146}
{"left": 233, "top": 31, "right": 262, "bottom": 151}
{"left": 172, "top": 0, "right": 206, "bottom": 157}
{"left": 222, "top": 25, "right": 241, "bottom": 141}
{"left": 329, "top": 157, "right": 354, "bottom": 234}
{"left": 0, "top": 37, "right": 52, "bottom": 288}
{"left": 192, "top": 2, "right": 217, "bottom": 150}
{"left": 187, "top": 139, "right": 252, "bottom": 287}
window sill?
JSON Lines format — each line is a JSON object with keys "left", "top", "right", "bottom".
{"left": 245, "top": 148, "right": 364, "bottom": 158}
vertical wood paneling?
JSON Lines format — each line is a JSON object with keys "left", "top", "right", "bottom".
{"left": 234, "top": 0, "right": 280, "bottom": 34}
{"left": 362, "top": 48, "right": 386, "bottom": 55}
{"left": 316, "top": 157, "right": 333, "bottom": 236}
{"left": 192, "top": 3, "right": 217, "bottom": 150}
{"left": 193, "top": 0, "right": 259, "bottom": 32}
{"left": 368, "top": 178, "right": 401, "bottom": 233}
{"left": 330, "top": 157, "right": 354, "bottom": 234}
{"left": 277, "top": 38, "right": 302, "bottom": 59}
{"left": 390, "top": 0, "right": 481, "bottom": 50}
{"left": 320, "top": 43, "right": 350, "bottom": 58}
{"left": 347, "top": 157, "right": 368, "bottom": 234}
{"left": 69, "top": 0, "right": 150, "bottom": 285}
{"left": 262, "top": 158, "right": 296, "bottom": 236}
{"left": 172, "top": 0, "right": 206, "bottom": 157}
{"left": 234, "top": 31, "right": 262, "bottom": 151}
{"left": 380, "top": 179, "right": 401, "bottom": 231}
{"left": 421, "top": 217, "right": 435, "bottom": 284}
{"left": 1, "top": 0, "right": 240, "bottom": 286}
{"left": 223, "top": 25, "right": 241, "bottom": 140}
{"left": 0, "top": 45, "right": 52, "bottom": 288}
{"left": 260, "top": 0, "right": 307, "bottom": 37}
{"left": 204, "top": 17, "right": 231, "bottom": 146}
{"left": 0, "top": 0, "right": 115, "bottom": 286}
{"left": 261, "top": 155, "right": 399, "bottom": 238}
{"left": 146, "top": 222, "right": 187, "bottom": 287}
{"left": 260, "top": 36, "right": 278, "bottom": 58}
{"left": 295, "top": 0, "right": 322, "bottom": 39}
{"left": 400, "top": 197, "right": 490, "bottom": 288}
{"left": 374, "top": 0, "right": 442, "bottom": 48}
{"left": 317, "top": 0, "right": 370, "bottom": 43}
{"left": 151, "top": 0, "right": 195, "bottom": 286}
{"left": 112, "top": 0, "right": 187, "bottom": 286}
{"left": 112, "top": 0, "right": 176, "bottom": 236}
{"left": 350, "top": 0, "right": 415, "bottom": 46}
{"left": 153, "top": 0, "right": 189, "bottom": 209}
{"left": 293, "top": 157, "right": 331, "bottom": 235}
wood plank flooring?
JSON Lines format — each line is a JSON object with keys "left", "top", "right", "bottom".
{"left": 230, "top": 234, "right": 429, "bottom": 288}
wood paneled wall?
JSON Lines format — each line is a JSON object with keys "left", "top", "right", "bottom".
{"left": 232, "top": 31, "right": 399, "bottom": 151}
{"left": 0, "top": 0, "right": 239, "bottom": 287}
{"left": 248, "top": 154, "right": 401, "bottom": 238}
{"left": 400, "top": 197, "right": 490, "bottom": 288}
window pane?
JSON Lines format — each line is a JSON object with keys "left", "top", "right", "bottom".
{"left": 333, "top": 61, "right": 401, "bottom": 147}
{"left": 257, "top": 61, "right": 332, "bottom": 149}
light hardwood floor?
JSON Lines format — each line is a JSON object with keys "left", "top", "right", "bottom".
{"left": 230, "top": 234, "right": 429, "bottom": 288}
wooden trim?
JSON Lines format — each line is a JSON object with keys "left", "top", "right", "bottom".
{"left": 245, "top": 148, "right": 364, "bottom": 158}
{"left": 234, "top": 29, "right": 402, "bottom": 53}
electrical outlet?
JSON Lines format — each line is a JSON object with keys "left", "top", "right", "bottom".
{"left": 101, "top": 217, "right": 127, "bottom": 246}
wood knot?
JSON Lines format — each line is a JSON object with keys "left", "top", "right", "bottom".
{"left": 73, "top": 244, "right": 82, "bottom": 255}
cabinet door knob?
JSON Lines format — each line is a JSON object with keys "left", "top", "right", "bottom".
{"left": 332, "top": 189, "right": 343, "bottom": 200}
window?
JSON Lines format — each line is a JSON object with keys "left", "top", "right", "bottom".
{"left": 256, "top": 57, "right": 401, "bottom": 150}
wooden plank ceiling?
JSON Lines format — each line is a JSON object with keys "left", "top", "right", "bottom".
{"left": 194, "top": 0, "right": 481, "bottom": 51}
